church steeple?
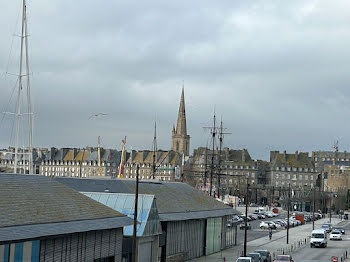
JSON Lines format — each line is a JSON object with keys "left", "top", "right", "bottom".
{"left": 175, "top": 87, "right": 187, "bottom": 136}
{"left": 172, "top": 87, "right": 190, "bottom": 156}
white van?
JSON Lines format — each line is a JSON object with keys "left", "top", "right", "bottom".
{"left": 310, "top": 229, "right": 327, "bottom": 248}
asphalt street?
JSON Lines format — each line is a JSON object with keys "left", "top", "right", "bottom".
{"left": 291, "top": 220, "right": 350, "bottom": 262}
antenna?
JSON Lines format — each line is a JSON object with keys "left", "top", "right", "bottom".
{"left": 331, "top": 140, "right": 339, "bottom": 165}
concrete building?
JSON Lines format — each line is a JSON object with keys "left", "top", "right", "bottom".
{"left": 171, "top": 88, "right": 190, "bottom": 157}
{"left": 54, "top": 177, "right": 239, "bottom": 262}
{"left": 0, "top": 173, "right": 132, "bottom": 262}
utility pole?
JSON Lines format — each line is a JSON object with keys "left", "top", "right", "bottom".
{"left": 152, "top": 121, "right": 157, "bottom": 179}
{"left": 243, "top": 176, "right": 249, "bottom": 256}
{"left": 132, "top": 164, "right": 139, "bottom": 262}
{"left": 287, "top": 183, "right": 290, "bottom": 244}
{"left": 312, "top": 187, "right": 315, "bottom": 230}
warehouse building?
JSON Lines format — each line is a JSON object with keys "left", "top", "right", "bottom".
{"left": 55, "top": 177, "right": 239, "bottom": 262}
{"left": 0, "top": 174, "right": 132, "bottom": 262}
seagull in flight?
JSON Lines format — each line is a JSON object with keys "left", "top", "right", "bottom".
{"left": 88, "top": 113, "right": 108, "bottom": 120}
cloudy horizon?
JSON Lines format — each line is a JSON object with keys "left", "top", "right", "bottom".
{"left": 1, "top": 0, "right": 350, "bottom": 160}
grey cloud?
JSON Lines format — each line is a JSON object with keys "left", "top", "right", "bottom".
{"left": 1, "top": 0, "right": 350, "bottom": 159}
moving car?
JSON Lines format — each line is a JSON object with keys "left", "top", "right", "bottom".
{"left": 274, "top": 255, "right": 293, "bottom": 262}
{"left": 236, "top": 258, "right": 253, "bottom": 262}
{"left": 333, "top": 226, "right": 345, "bottom": 234}
{"left": 254, "top": 250, "right": 271, "bottom": 262}
{"left": 247, "top": 252, "right": 262, "bottom": 262}
{"left": 320, "top": 223, "right": 332, "bottom": 233}
{"left": 310, "top": 229, "right": 327, "bottom": 248}
{"left": 330, "top": 230, "right": 342, "bottom": 240}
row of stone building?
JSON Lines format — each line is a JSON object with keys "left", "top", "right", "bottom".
{"left": 1, "top": 147, "right": 348, "bottom": 192}
{"left": 183, "top": 148, "right": 350, "bottom": 202}
{"left": 0, "top": 147, "right": 184, "bottom": 181}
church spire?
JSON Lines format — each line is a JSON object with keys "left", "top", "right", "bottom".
{"left": 172, "top": 86, "right": 190, "bottom": 156}
{"left": 175, "top": 87, "right": 187, "bottom": 135}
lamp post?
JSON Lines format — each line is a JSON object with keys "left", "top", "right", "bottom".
{"left": 243, "top": 176, "right": 249, "bottom": 257}
{"left": 287, "top": 183, "right": 291, "bottom": 244}
{"left": 312, "top": 187, "right": 315, "bottom": 230}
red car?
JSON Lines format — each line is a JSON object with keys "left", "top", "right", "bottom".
{"left": 274, "top": 255, "right": 293, "bottom": 262}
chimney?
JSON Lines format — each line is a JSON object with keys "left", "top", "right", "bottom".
{"left": 295, "top": 151, "right": 299, "bottom": 160}
{"left": 242, "top": 149, "right": 246, "bottom": 162}
{"left": 283, "top": 150, "right": 287, "bottom": 161}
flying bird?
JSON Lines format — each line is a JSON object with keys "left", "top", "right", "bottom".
{"left": 88, "top": 113, "right": 108, "bottom": 120}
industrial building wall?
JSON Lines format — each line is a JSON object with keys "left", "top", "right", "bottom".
{"left": 221, "top": 215, "right": 236, "bottom": 249}
{"left": 205, "top": 217, "right": 222, "bottom": 255}
{"left": 39, "top": 228, "right": 123, "bottom": 262}
{"left": 166, "top": 220, "right": 205, "bottom": 260}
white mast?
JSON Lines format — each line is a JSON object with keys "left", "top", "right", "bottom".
{"left": 14, "top": 0, "right": 33, "bottom": 174}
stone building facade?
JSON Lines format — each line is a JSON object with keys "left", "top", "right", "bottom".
{"left": 312, "top": 150, "right": 350, "bottom": 172}
{"left": 171, "top": 88, "right": 190, "bottom": 156}
{"left": 323, "top": 164, "right": 350, "bottom": 192}
{"left": 268, "top": 151, "right": 317, "bottom": 188}
{"left": 184, "top": 147, "right": 267, "bottom": 198}
{"left": 124, "top": 150, "right": 183, "bottom": 181}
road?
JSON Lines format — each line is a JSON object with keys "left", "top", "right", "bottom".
{"left": 291, "top": 221, "right": 350, "bottom": 262}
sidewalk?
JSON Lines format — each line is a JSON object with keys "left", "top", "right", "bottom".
{"left": 190, "top": 217, "right": 345, "bottom": 262}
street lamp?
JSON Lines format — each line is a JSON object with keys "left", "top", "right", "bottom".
{"left": 243, "top": 176, "right": 250, "bottom": 257}
{"left": 287, "top": 183, "right": 291, "bottom": 244}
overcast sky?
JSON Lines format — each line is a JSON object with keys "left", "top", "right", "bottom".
{"left": 1, "top": 0, "right": 350, "bottom": 160}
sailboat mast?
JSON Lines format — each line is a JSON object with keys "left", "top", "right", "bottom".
{"left": 152, "top": 121, "right": 157, "bottom": 179}
{"left": 14, "top": 0, "right": 27, "bottom": 174}
{"left": 24, "top": 0, "right": 33, "bottom": 174}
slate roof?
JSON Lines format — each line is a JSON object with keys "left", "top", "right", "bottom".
{"left": 270, "top": 151, "right": 314, "bottom": 169}
{"left": 0, "top": 174, "right": 132, "bottom": 242}
{"left": 54, "top": 177, "right": 238, "bottom": 221}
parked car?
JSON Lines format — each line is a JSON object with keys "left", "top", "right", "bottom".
{"left": 265, "top": 212, "right": 274, "bottom": 218}
{"left": 333, "top": 226, "right": 345, "bottom": 234}
{"left": 236, "top": 257, "right": 253, "bottom": 262}
{"left": 330, "top": 230, "right": 342, "bottom": 241}
{"left": 247, "top": 252, "right": 262, "bottom": 262}
{"left": 240, "top": 223, "right": 252, "bottom": 230}
{"left": 254, "top": 250, "right": 271, "bottom": 262}
{"left": 260, "top": 221, "right": 276, "bottom": 229}
{"left": 274, "top": 255, "right": 294, "bottom": 262}
{"left": 273, "top": 220, "right": 285, "bottom": 228}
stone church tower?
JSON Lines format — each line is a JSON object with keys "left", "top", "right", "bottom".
{"left": 172, "top": 88, "right": 190, "bottom": 156}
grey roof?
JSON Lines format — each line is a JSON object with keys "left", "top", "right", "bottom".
{"left": 54, "top": 177, "right": 239, "bottom": 221}
{"left": 0, "top": 174, "right": 132, "bottom": 239}
{"left": 0, "top": 216, "right": 131, "bottom": 243}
